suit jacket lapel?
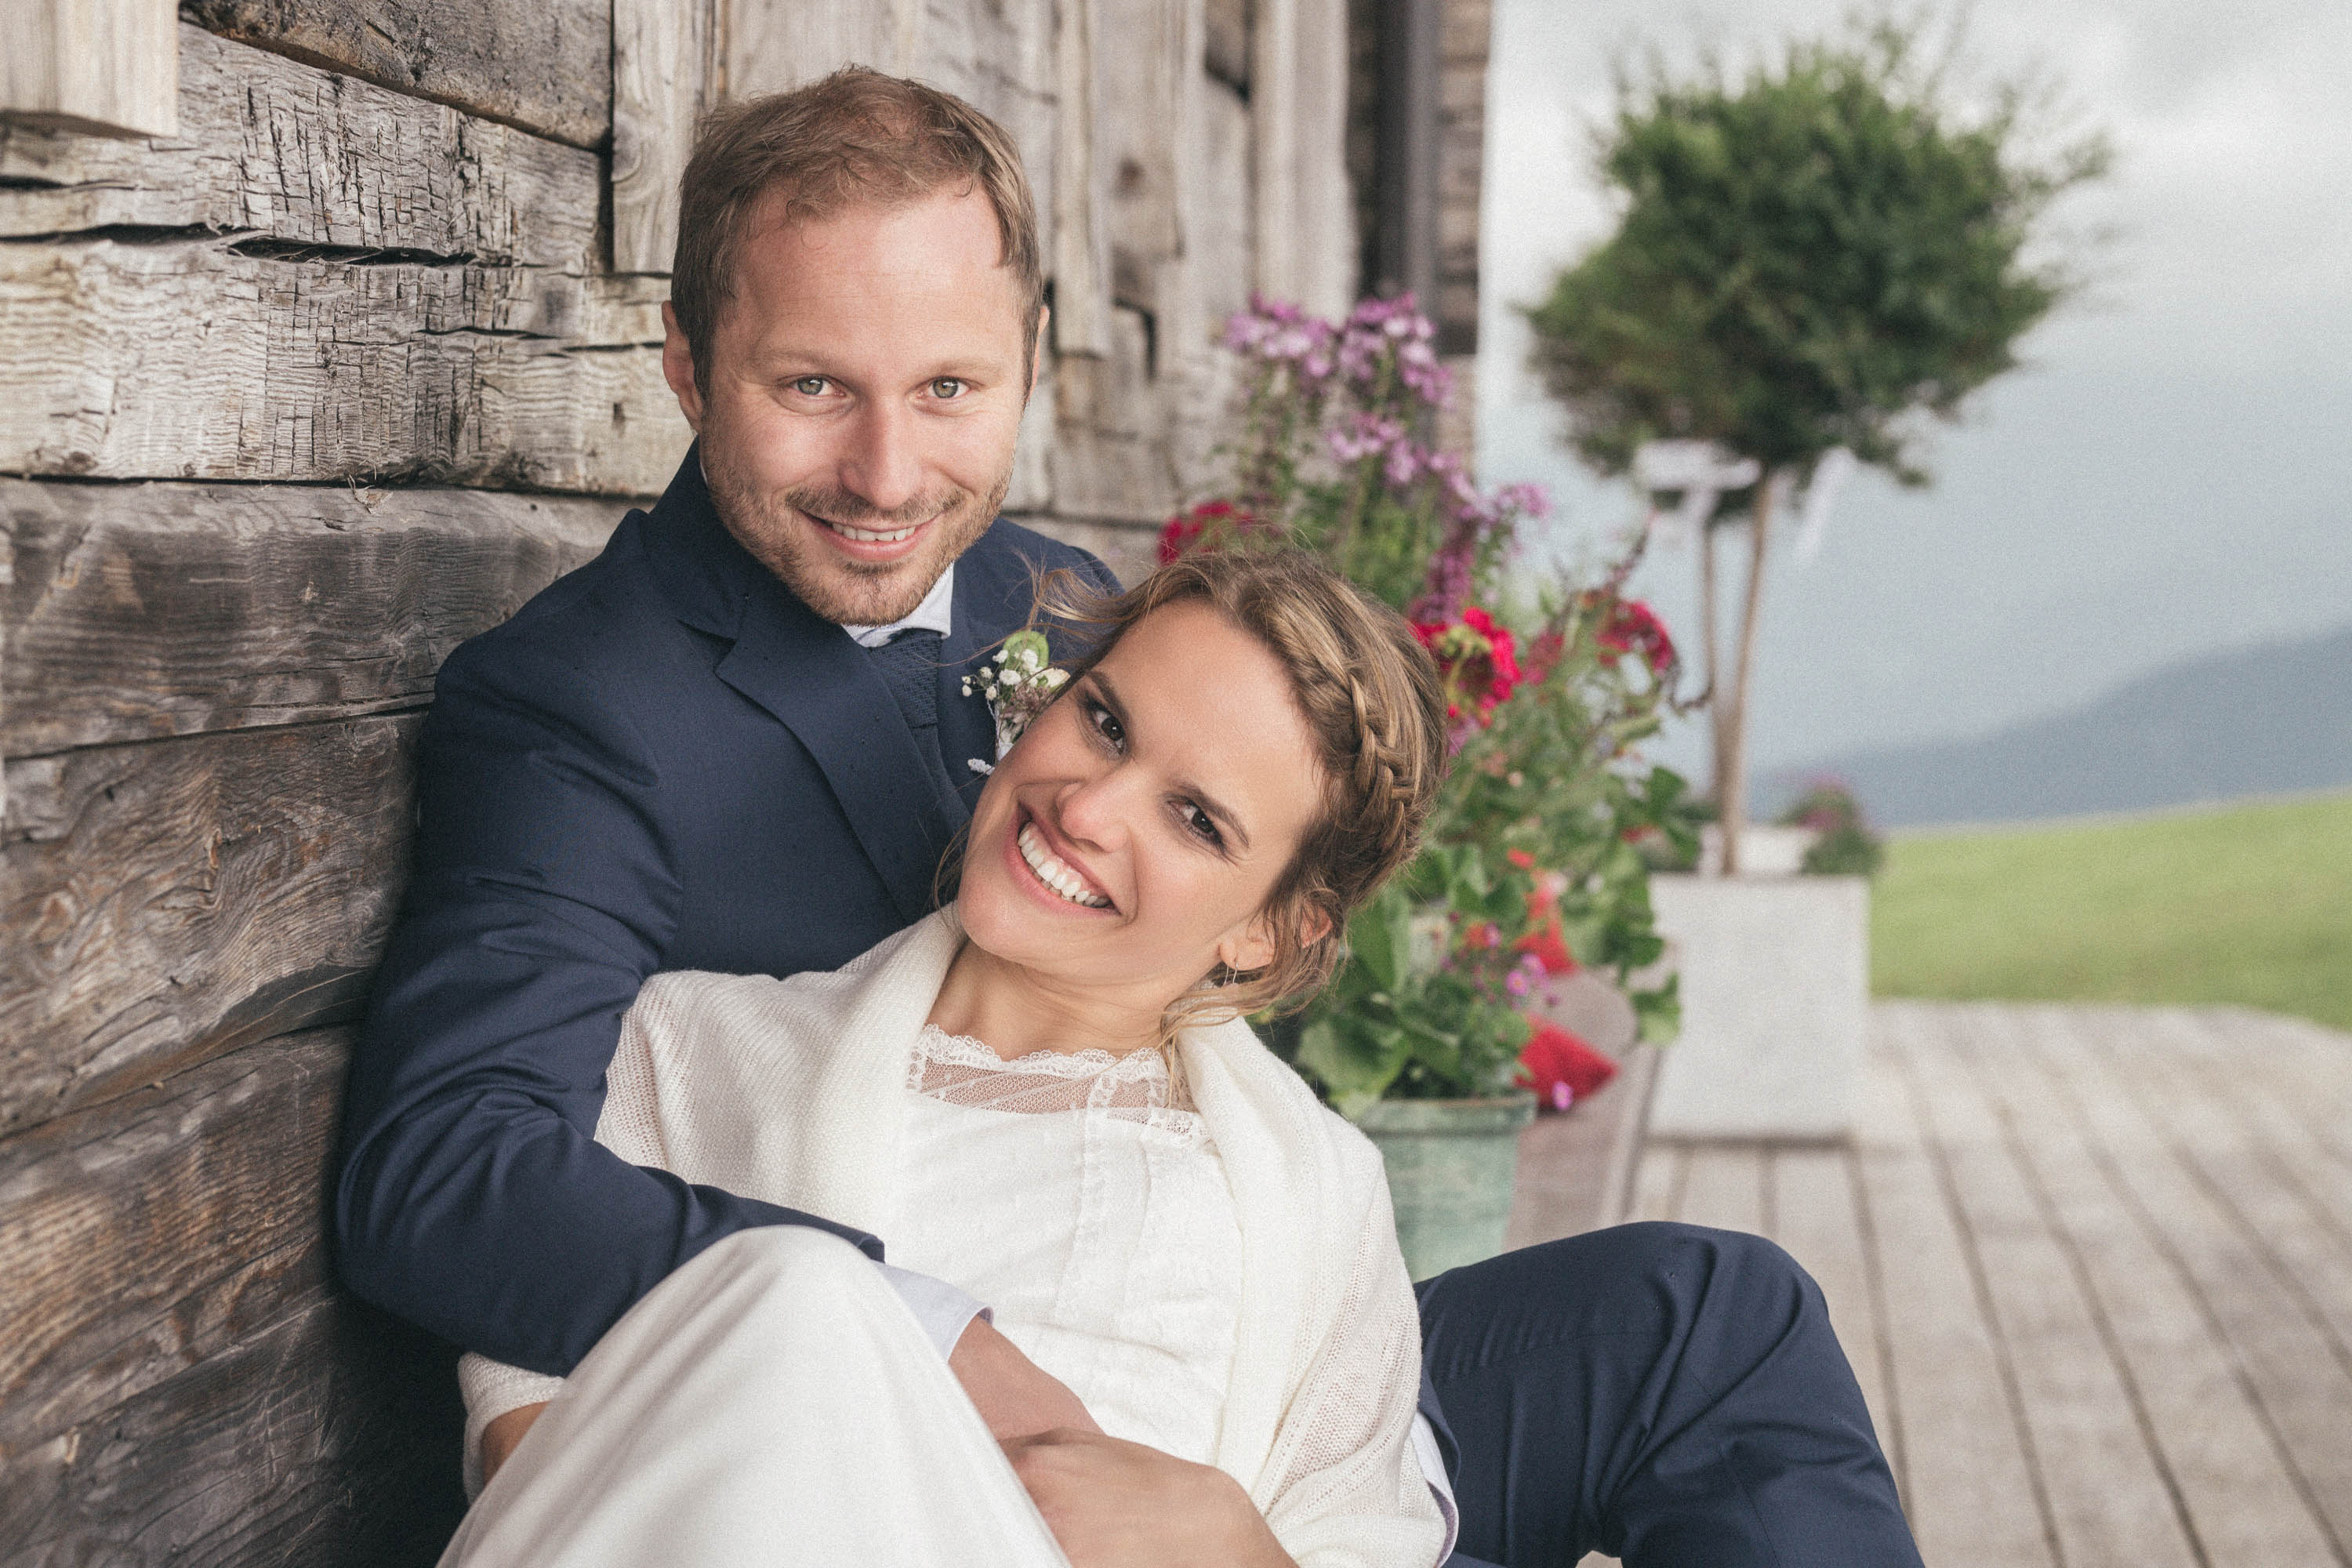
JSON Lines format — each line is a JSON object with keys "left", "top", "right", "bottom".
{"left": 937, "top": 561, "right": 1012, "bottom": 816}
{"left": 714, "top": 604, "right": 961, "bottom": 927}
{"left": 643, "top": 448, "right": 962, "bottom": 926}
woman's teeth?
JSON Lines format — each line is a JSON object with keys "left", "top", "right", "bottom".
{"left": 825, "top": 518, "right": 920, "bottom": 544}
{"left": 1018, "top": 823, "right": 1111, "bottom": 909}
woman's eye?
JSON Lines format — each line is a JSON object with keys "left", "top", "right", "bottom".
{"left": 790, "top": 376, "right": 829, "bottom": 397}
{"left": 1181, "top": 800, "right": 1224, "bottom": 847}
{"left": 1086, "top": 700, "right": 1126, "bottom": 750}
{"left": 931, "top": 377, "right": 967, "bottom": 400}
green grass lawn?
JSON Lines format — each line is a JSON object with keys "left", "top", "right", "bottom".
{"left": 1871, "top": 790, "right": 2352, "bottom": 1032}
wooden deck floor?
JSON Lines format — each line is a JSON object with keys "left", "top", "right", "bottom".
{"left": 1588, "top": 1000, "right": 2352, "bottom": 1568}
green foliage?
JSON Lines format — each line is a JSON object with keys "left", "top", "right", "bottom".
{"left": 1778, "top": 779, "right": 1887, "bottom": 876}
{"left": 1526, "top": 17, "right": 2110, "bottom": 486}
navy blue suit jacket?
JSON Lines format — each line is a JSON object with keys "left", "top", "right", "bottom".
{"left": 335, "top": 449, "right": 1114, "bottom": 1376}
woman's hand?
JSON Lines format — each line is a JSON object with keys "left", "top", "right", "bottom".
{"left": 949, "top": 1316, "right": 1104, "bottom": 1439}
{"left": 1002, "top": 1428, "right": 1296, "bottom": 1568}
{"left": 481, "top": 1402, "right": 549, "bottom": 1486}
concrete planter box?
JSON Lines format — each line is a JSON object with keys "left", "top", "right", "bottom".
{"left": 1354, "top": 1093, "right": 1537, "bottom": 1281}
{"left": 1646, "top": 873, "right": 1870, "bottom": 1142}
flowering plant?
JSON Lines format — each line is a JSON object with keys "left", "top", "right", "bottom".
{"left": 1171, "top": 293, "right": 1697, "bottom": 1113}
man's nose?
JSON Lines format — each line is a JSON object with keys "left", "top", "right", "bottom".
{"left": 838, "top": 399, "right": 925, "bottom": 514}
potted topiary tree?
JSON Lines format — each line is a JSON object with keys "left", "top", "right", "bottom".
{"left": 1523, "top": 19, "right": 2107, "bottom": 1141}
{"left": 1167, "top": 295, "right": 1694, "bottom": 1278}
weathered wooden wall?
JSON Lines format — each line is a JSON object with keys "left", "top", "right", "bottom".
{"left": 0, "top": 0, "right": 1490, "bottom": 1558}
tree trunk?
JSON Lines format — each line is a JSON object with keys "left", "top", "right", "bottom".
{"left": 1716, "top": 477, "right": 1777, "bottom": 875}
{"left": 1699, "top": 515, "right": 1723, "bottom": 814}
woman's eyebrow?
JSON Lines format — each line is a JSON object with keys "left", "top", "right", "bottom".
{"left": 1091, "top": 670, "right": 1253, "bottom": 852}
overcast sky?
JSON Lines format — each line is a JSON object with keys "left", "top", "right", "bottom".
{"left": 1475, "top": 0, "right": 2352, "bottom": 783}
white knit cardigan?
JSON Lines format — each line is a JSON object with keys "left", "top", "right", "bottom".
{"left": 459, "top": 908, "right": 1444, "bottom": 1566}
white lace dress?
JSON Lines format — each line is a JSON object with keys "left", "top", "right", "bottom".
{"left": 891, "top": 1026, "right": 1243, "bottom": 1465}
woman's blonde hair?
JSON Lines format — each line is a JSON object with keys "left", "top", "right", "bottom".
{"left": 1041, "top": 550, "right": 1449, "bottom": 1029}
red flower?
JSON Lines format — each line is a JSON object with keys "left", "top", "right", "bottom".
{"left": 1584, "top": 595, "right": 1676, "bottom": 671}
{"left": 1411, "top": 605, "right": 1523, "bottom": 727}
{"left": 1515, "top": 916, "right": 1578, "bottom": 977}
{"left": 1505, "top": 848, "right": 1536, "bottom": 870}
{"left": 1516, "top": 1019, "right": 1618, "bottom": 1112}
{"left": 1157, "top": 499, "right": 1258, "bottom": 564}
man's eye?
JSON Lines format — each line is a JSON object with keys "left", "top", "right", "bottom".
{"left": 790, "top": 376, "right": 829, "bottom": 396}
{"left": 931, "top": 377, "right": 967, "bottom": 400}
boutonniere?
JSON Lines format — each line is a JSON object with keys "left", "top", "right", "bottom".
{"left": 960, "top": 629, "right": 1069, "bottom": 775}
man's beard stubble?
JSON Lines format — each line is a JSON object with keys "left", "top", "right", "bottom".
{"left": 704, "top": 449, "right": 1011, "bottom": 626}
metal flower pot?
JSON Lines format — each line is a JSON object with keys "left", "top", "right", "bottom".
{"left": 1352, "top": 1092, "right": 1537, "bottom": 1281}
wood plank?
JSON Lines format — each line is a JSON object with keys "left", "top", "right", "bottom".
{"left": 1, "top": 715, "right": 415, "bottom": 1135}
{"left": 1503, "top": 1044, "right": 1661, "bottom": 1251}
{"left": 1959, "top": 1003, "right": 2341, "bottom": 1567}
{"left": 1628, "top": 1139, "right": 1685, "bottom": 1224}
{"left": 2162, "top": 1011, "right": 2352, "bottom": 1265}
{"left": 0, "top": 24, "right": 599, "bottom": 267}
{"left": 0, "top": 238, "right": 682, "bottom": 494}
{"left": 0, "top": 1029, "right": 345, "bottom": 1450}
{"left": 1673, "top": 1144, "right": 1766, "bottom": 1236}
{"left": 2111, "top": 1011, "right": 2352, "bottom": 1377}
{"left": 180, "top": 0, "right": 611, "bottom": 149}
{"left": 611, "top": 0, "right": 710, "bottom": 274}
{"left": 1897, "top": 1007, "right": 2199, "bottom": 1568}
{"left": 1, "top": 0, "right": 176, "bottom": 139}
{"left": 2027, "top": 1004, "right": 2352, "bottom": 1556}
{"left": 1856, "top": 1012, "right": 2055, "bottom": 1566}
{"left": 1767, "top": 1146, "right": 1900, "bottom": 1486}
{"left": 1049, "top": 0, "right": 1112, "bottom": 358}
{"left": 0, "top": 1287, "right": 465, "bottom": 1567}
{"left": 2, "top": 478, "right": 615, "bottom": 757}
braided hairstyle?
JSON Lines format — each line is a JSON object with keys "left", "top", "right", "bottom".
{"left": 1040, "top": 549, "right": 1449, "bottom": 1027}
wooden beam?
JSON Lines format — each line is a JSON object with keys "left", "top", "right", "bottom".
{"left": 0, "top": 0, "right": 176, "bottom": 140}
{"left": 1251, "top": 0, "right": 1301, "bottom": 303}
{"left": 0, "top": 25, "right": 599, "bottom": 268}
{"left": 612, "top": 0, "right": 710, "bottom": 274}
{"left": 0, "top": 239, "right": 684, "bottom": 494}
{"left": 0, "top": 1286, "right": 464, "bottom": 1566}
{"left": 1, "top": 715, "right": 416, "bottom": 1136}
{"left": 1050, "top": 0, "right": 1112, "bottom": 358}
{"left": 180, "top": 0, "right": 610, "bottom": 150}
{"left": 0, "top": 1029, "right": 345, "bottom": 1454}
{"left": 1, "top": 479, "right": 614, "bottom": 757}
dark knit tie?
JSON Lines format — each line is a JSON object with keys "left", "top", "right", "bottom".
{"left": 866, "top": 628, "right": 956, "bottom": 800}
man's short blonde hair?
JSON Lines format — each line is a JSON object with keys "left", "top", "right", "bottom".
{"left": 670, "top": 67, "right": 1044, "bottom": 392}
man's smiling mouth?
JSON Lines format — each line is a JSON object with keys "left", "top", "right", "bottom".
{"left": 815, "top": 516, "right": 924, "bottom": 545}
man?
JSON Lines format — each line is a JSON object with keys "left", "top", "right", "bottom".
{"left": 338, "top": 67, "right": 1922, "bottom": 1567}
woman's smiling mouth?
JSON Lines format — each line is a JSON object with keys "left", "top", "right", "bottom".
{"left": 1015, "top": 815, "right": 1112, "bottom": 909}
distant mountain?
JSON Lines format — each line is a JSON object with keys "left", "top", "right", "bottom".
{"left": 1761, "top": 622, "right": 2352, "bottom": 828}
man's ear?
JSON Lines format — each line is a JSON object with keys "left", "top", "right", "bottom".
{"left": 662, "top": 302, "right": 705, "bottom": 434}
{"left": 1025, "top": 303, "right": 1051, "bottom": 401}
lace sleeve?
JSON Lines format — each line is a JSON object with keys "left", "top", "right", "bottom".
{"left": 458, "top": 1352, "right": 567, "bottom": 1501}
{"left": 1254, "top": 1161, "right": 1447, "bottom": 1568}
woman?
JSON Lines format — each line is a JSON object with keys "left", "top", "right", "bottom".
{"left": 440, "top": 550, "right": 1451, "bottom": 1568}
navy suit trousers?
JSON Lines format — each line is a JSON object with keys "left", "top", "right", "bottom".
{"left": 1421, "top": 1224, "right": 1923, "bottom": 1568}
